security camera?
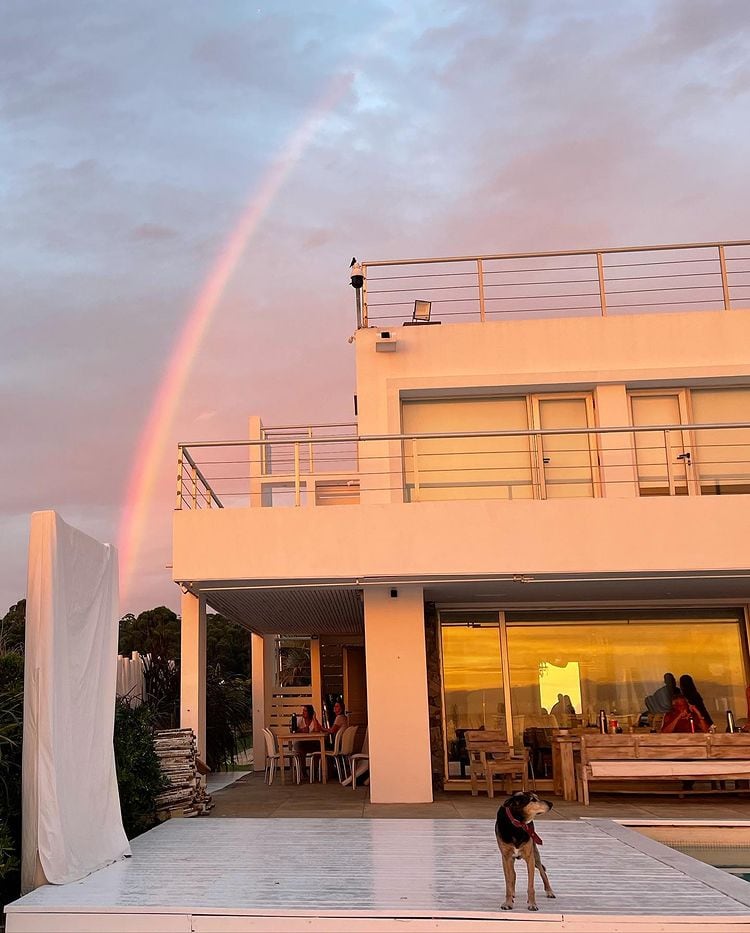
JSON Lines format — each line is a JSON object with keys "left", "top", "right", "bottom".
{"left": 350, "top": 256, "right": 364, "bottom": 290}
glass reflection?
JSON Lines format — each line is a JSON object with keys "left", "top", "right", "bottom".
{"left": 441, "top": 621, "right": 504, "bottom": 779}
{"left": 507, "top": 616, "right": 745, "bottom": 745}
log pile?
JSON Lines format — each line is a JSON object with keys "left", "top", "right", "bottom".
{"left": 153, "top": 728, "right": 213, "bottom": 818}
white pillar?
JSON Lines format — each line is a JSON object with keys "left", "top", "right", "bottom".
{"left": 594, "top": 384, "right": 638, "bottom": 498}
{"left": 180, "top": 592, "right": 206, "bottom": 759}
{"left": 364, "top": 585, "right": 432, "bottom": 803}
{"left": 251, "top": 633, "right": 275, "bottom": 771}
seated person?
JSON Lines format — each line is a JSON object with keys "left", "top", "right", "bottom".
{"left": 661, "top": 691, "right": 710, "bottom": 734}
{"left": 325, "top": 699, "right": 349, "bottom": 736}
{"left": 293, "top": 704, "right": 323, "bottom": 780}
{"left": 645, "top": 672, "right": 678, "bottom": 714}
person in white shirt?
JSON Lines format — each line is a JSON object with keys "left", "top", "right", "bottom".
{"left": 293, "top": 705, "right": 323, "bottom": 780}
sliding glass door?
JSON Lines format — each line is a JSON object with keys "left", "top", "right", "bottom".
{"left": 440, "top": 611, "right": 504, "bottom": 779}
{"left": 402, "top": 393, "right": 596, "bottom": 501}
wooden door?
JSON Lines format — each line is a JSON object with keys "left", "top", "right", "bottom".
{"left": 343, "top": 646, "right": 368, "bottom": 727}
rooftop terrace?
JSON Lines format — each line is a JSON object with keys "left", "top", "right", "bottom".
{"left": 358, "top": 239, "right": 750, "bottom": 327}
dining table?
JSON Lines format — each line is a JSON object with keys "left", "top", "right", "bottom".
{"left": 275, "top": 731, "right": 329, "bottom": 784}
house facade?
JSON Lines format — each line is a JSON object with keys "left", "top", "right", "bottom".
{"left": 172, "top": 241, "right": 750, "bottom": 803}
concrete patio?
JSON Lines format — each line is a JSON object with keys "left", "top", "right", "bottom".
{"left": 209, "top": 770, "right": 750, "bottom": 822}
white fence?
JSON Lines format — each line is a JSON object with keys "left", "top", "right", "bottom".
{"left": 116, "top": 651, "right": 146, "bottom": 705}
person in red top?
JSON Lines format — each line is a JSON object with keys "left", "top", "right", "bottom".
{"left": 661, "top": 692, "right": 710, "bottom": 734}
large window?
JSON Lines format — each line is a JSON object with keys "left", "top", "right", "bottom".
{"left": 440, "top": 609, "right": 748, "bottom": 775}
{"left": 691, "top": 388, "right": 750, "bottom": 495}
{"left": 440, "top": 611, "right": 504, "bottom": 778}
{"left": 630, "top": 387, "right": 750, "bottom": 496}
{"left": 402, "top": 393, "right": 596, "bottom": 502}
{"left": 506, "top": 610, "right": 746, "bottom": 741}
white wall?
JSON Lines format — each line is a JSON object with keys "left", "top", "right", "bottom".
{"left": 364, "top": 585, "right": 432, "bottom": 803}
{"left": 174, "top": 494, "right": 750, "bottom": 584}
{"left": 180, "top": 592, "right": 206, "bottom": 759}
{"left": 355, "top": 309, "right": 750, "bottom": 437}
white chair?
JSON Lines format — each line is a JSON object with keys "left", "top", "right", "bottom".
{"left": 263, "top": 727, "right": 300, "bottom": 785}
{"left": 351, "top": 728, "right": 369, "bottom": 790}
{"left": 262, "top": 728, "right": 280, "bottom": 785}
{"left": 307, "top": 727, "right": 348, "bottom": 783}
{"left": 337, "top": 725, "right": 358, "bottom": 781}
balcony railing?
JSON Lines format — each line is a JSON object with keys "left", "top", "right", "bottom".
{"left": 359, "top": 240, "right": 750, "bottom": 327}
{"left": 176, "top": 422, "right": 750, "bottom": 510}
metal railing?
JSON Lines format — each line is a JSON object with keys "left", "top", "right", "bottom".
{"left": 358, "top": 240, "right": 750, "bottom": 327}
{"left": 176, "top": 422, "right": 750, "bottom": 509}
{"left": 260, "top": 422, "right": 357, "bottom": 476}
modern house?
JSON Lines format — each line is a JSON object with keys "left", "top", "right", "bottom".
{"left": 172, "top": 240, "right": 750, "bottom": 804}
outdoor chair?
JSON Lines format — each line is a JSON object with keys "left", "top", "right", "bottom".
{"left": 263, "top": 727, "right": 300, "bottom": 785}
{"left": 524, "top": 727, "right": 553, "bottom": 779}
{"left": 351, "top": 727, "right": 370, "bottom": 790}
{"left": 465, "top": 729, "right": 528, "bottom": 798}
{"left": 334, "top": 725, "right": 358, "bottom": 782}
{"left": 307, "top": 726, "right": 350, "bottom": 783}
{"left": 262, "top": 728, "right": 280, "bottom": 785}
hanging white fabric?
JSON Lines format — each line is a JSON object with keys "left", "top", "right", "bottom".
{"left": 22, "top": 511, "right": 131, "bottom": 892}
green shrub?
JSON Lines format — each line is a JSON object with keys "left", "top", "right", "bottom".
{"left": 0, "top": 648, "right": 24, "bottom": 911}
{"left": 206, "top": 668, "right": 251, "bottom": 772}
{"left": 113, "top": 700, "right": 166, "bottom": 838}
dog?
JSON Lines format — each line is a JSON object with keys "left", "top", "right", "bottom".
{"left": 495, "top": 791, "right": 555, "bottom": 911}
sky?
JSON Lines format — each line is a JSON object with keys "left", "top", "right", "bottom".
{"left": 2, "top": 0, "right": 750, "bottom": 616}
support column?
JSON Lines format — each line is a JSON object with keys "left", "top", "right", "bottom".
{"left": 180, "top": 592, "right": 206, "bottom": 759}
{"left": 594, "top": 384, "right": 637, "bottom": 498}
{"left": 364, "top": 585, "right": 432, "bottom": 803}
{"left": 251, "top": 633, "right": 276, "bottom": 771}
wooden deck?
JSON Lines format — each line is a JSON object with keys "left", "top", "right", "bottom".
{"left": 6, "top": 818, "right": 750, "bottom": 932}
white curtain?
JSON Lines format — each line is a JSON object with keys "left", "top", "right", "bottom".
{"left": 22, "top": 511, "right": 131, "bottom": 892}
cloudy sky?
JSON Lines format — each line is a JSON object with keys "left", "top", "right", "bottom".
{"left": 2, "top": 0, "right": 749, "bottom": 616}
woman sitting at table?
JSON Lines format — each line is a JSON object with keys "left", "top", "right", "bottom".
{"left": 293, "top": 705, "right": 323, "bottom": 780}
{"left": 661, "top": 691, "right": 710, "bottom": 734}
{"left": 325, "top": 699, "right": 349, "bottom": 736}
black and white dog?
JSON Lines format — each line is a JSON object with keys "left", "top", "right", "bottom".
{"left": 495, "top": 791, "right": 555, "bottom": 911}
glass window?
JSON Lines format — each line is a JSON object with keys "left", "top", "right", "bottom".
{"left": 440, "top": 615, "right": 504, "bottom": 779}
{"left": 276, "top": 637, "right": 311, "bottom": 687}
{"left": 506, "top": 611, "right": 745, "bottom": 744}
{"left": 536, "top": 397, "right": 595, "bottom": 498}
{"left": 691, "top": 388, "right": 750, "bottom": 495}
{"left": 630, "top": 393, "right": 689, "bottom": 496}
{"left": 402, "top": 397, "right": 533, "bottom": 501}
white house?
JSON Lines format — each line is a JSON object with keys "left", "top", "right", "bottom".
{"left": 172, "top": 240, "right": 750, "bottom": 804}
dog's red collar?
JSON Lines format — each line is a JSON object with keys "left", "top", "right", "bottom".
{"left": 504, "top": 806, "right": 543, "bottom": 845}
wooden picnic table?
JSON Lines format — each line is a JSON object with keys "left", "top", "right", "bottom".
{"left": 275, "top": 731, "right": 328, "bottom": 784}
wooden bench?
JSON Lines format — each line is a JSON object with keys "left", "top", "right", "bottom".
{"left": 578, "top": 733, "right": 750, "bottom": 805}
{"left": 464, "top": 730, "right": 528, "bottom": 798}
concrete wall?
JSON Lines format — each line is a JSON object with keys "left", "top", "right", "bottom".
{"left": 174, "top": 494, "right": 750, "bottom": 584}
{"left": 354, "top": 309, "right": 750, "bottom": 436}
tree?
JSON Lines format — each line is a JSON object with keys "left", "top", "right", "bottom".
{"left": 118, "top": 608, "right": 252, "bottom": 771}
{"left": 0, "top": 600, "right": 25, "bottom": 653}
{"left": 118, "top": 606, "right": 180, "bottom": 661}
{"left": 206, "top": 613, "right": 250, "bottom": 680}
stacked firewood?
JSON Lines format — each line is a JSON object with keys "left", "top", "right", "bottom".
{"left": 153, "top": 728, "right": 213, "bottom": 818}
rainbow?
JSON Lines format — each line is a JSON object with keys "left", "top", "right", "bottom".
{"left": 118, "top": 74, "right": 353, "bottom": 605}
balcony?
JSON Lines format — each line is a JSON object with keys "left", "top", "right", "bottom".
{"left": 357, "top": 240, "right": 750, "bottom": 328}
{"left": 176, "top": 421, "right": 750, "bottom": 511}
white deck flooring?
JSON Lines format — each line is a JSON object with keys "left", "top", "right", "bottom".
{"left": 6, "top": 818, "right": 750, "bottom": 932}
